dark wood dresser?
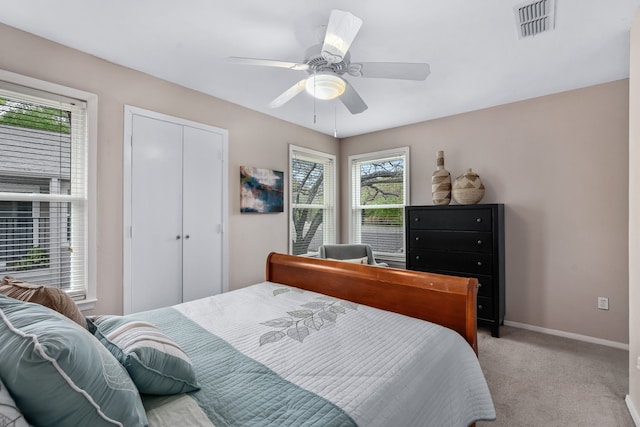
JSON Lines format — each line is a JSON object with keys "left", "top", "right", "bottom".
{"left": 405, "top": 204, "right": 505, "bottom": 337}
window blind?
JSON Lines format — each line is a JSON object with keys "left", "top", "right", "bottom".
{"left": 0, "top": 82, "right": 88, "bottom": 298}
{"left": 289, "top": 146, "right": 336, "bottom": 256}
{"left": 350, "top": 148, "right": 408, "bottom": 258}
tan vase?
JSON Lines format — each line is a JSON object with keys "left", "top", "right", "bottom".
{"left": 431, "top": 151, "right": 451, "bottom": 205}
{"left": 452, "top": 168, "right": 485, "bottom": 204}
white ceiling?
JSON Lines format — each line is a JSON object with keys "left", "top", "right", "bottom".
{"left": 2, "top": 1, "right": 639, "bottom": 137}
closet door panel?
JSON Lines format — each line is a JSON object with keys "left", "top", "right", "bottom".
{"left": 182, "top": 126, "right": 224, "bottom": 302}
{"left": 130, "top": 115, "right": 183, "bottom": 312}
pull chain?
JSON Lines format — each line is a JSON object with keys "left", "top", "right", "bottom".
{"left": 313, "top": 74, "right": 317, "bottom": 124}
{"left": 333, "top": 101, "right": 337, "bottom": 137}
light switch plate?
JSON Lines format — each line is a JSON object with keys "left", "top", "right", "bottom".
{"left": 597, "top": 296, "right": 609, "bottom": 310}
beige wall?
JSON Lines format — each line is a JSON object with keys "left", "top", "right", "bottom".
{"left": 0, "top": 22, "right": 632, "bottom": 347}
{"left": 628, "top": 7, "right": 640, "bottom": 420}
{"left": 341, "top": 80, "right": 630, "bottom": 344}
{"left": 0, "top": 23, "right": 338, "bottom": 315}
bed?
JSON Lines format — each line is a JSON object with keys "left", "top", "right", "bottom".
{"left": 0, "top": 253, "right": 495, "bottom": 427}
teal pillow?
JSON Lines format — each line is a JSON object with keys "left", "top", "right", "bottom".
{"left": 0, "top": 295, "right": 148, "bottom": 427}
{"left": 88, "top": 315, "right": 199, "bottom": 395}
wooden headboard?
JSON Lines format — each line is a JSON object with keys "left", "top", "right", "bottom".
{"left": 265, "top": 252, "right": 479, "bottom": 354}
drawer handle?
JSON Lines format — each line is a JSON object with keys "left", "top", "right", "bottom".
{"left": 478, "top": 282, "right": 483, "bottom": 288}
{"left": 415, "top": 255, "right": 420, "bottom": 260}
{"left": 477, "top": 261, "right": 483, "bottom": 267}
{"left": 477, "top": 240, "right": 483, "bottom": 245}
{"left": 414, "top": 217, "right": 420, "bottom": 222}
{"left": 415, "top": 236, "right": 420, "bottom": 241}
{"left": 478, "top": 304, "right": 483, "bottom": 310}
{"left": 476, "top": 218, "right": 482, "bottom": 223}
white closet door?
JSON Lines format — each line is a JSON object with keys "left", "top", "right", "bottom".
{"left": 182, "top": 126, "right": 224, "bottom": 301}
{"left": 130, "top": 114, "right": 184, "bottom": 313}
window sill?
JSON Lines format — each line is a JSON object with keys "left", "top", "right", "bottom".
{"left": 76, "top": 298, "right": 97, "bottom": 312}
{"left": 375, "top": 256, "right": 406, "bottom": 269}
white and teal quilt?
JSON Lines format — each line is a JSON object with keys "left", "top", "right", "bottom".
{"left": 135, "top": 281, "right": 496, "bottom": 427}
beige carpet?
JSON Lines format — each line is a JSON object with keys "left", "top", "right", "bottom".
{"left": 476, "top": 326, "right": 634, "bottom": 427}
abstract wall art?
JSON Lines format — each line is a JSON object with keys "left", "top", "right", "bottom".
{"left": 240, "top": 166, "right": 284, "bottom": 213}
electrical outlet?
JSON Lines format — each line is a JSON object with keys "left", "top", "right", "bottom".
{"left": 597, "top": 296, "right": 609, "bottom": 310}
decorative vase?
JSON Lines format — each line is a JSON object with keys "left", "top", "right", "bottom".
{"left": 452, "top": 168, "right": 485, "bottom": 204}
{"left": 431, "top": 151, "right": 451, "bottom": 205}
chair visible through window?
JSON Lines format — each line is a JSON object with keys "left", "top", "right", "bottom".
{"left": 318, "top": 244, "right": 388, "bottom": 267}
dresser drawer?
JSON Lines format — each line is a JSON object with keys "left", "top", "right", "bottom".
{"left": 475, "top": 274, "right": 494, "bottom": 298}
{"left": 408, "top": 209, "right": 492, "bottom": 231}
{"left": 477, "top": 297, "right": 493, "bottom": 320}
{"left": 409, "top": 249, "right": 493, "bottom": 275}
{"left": 409, "top": 230, "right": 492, "bottom": 253}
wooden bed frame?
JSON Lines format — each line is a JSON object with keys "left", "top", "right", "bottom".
{"left": 266, "top": 252, "right": 479, "bottom": 354}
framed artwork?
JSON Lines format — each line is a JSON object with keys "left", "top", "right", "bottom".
{"left": 240, "top": 166, "right": 284, "bottom": 213}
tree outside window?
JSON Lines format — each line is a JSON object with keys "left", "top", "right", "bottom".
{"left": 350, "top": 148, "right": 409, "bottom": 258}
{"left": 289, "top": 146, "right": 336, "bottom": 256}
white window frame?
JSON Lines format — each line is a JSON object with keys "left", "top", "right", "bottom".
{"left": 348, "top": 147, "right": 410, "bottom": 261}
{"left": 0, "top": 69, "right": 97, "bottom": 311}
{"left": 289, "top": 145, "right": 336, "bottom": 256}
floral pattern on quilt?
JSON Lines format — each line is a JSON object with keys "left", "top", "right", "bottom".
{"left": 259, "top": 287, "right": 358, "bottom": 346}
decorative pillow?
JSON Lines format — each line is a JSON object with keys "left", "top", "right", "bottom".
{"left": 0, "top": 377, "right": 30, "bottom": 427}
{"left": 0, "top": 276, "right": 87, "bottom": 329}
{"left": 0, "top": 295, "right": 148, "bottom": 427}
{"left": 327, "top": 256, "right": 369, "bottom": 265}
{"left": 88, "top": 315, "right": 199, "bottom": 395}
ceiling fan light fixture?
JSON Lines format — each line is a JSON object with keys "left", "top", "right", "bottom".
{"left": 305, "top": 73, "right": 346, "bottom": 100}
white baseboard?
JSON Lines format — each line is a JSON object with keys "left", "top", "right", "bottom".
{"left": 627, "top": 395, "right": 640, "bottom": 426}
{"left": 503, "top": 320, "right": 629, "bottom": 350}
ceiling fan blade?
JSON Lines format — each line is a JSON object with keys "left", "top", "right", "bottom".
{"left": 269, "top": 79, "right": 308, "bottom": 108}
{"left": 340, "top": 81, "right": 368, "bottom": 114}
{"left": 227, "top": 57, "right": 309, "bottom": 71}
{"left": 321, "top": 10, "right": 363, "bottom": 64}
{"left": 349, "top": 62, "right": 431, "bottom": 80}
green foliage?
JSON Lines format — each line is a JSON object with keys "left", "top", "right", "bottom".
{"left": 363, "top": 208, "right": 403, "bottom": 226}
{"left": 11, "top": 245, "right": 50, "bottom": 271}
{"left": 0, "top": 98, "right": 71, "bottom": 134}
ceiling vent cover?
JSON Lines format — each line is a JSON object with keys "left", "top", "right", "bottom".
{"left": 514, "top": 0, "right": 556, "bottom": 39}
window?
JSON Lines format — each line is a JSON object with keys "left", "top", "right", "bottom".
{"left": 0, "top": 75, "right": 95, "bottom": 303}
{"left": 289, "top": 145, "right": 336, "bottom": 256}
{"left": 349, "top": 147, "right": 409, "bottom": 259}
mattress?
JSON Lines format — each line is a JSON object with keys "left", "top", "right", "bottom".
{"left": 135, "top": 281, "right": 495, "bottom": 426}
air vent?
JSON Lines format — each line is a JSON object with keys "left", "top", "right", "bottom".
{"left": 514, "top": 0, "right": 555, "bottom": 39}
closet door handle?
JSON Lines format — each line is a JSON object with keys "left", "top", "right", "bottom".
{"left": 176, "top": 235, "right": 181, "bottom": 240}
{"left": 185, "top": 235, "right": 190, "bottom": 239}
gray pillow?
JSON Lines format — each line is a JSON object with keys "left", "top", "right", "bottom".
{"left": 88, "top": 315, "right": 199, "bottom": 395}
{"left": 0, "top": 295, "right": 148, "bottom": 426}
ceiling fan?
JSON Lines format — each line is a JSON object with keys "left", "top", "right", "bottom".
{"left": 227, "top": 9, "right": 430, "bottom": 114}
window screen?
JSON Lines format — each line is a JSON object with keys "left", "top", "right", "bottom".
{"left": 349, "top": 148, "right": 408, "bottom": 258}
{"left": 0, "top": 82, "right": 88, "bottom": 298}
{"left": 289, "top": 145, "right": 336, "bottom": 256}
